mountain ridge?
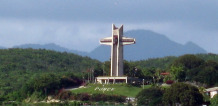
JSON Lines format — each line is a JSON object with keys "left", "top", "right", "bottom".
{"left": 89, "top": 30, "right": 207, "bottom": 61}
{"left": 0, "top": 30, "right": 207, "bottom": 61}
{"left": 13, "top": 43, "right": 88, "bottom": 56}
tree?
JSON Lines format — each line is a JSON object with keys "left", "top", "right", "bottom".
{"left": 136, "top": 87, "right": 163, "bottom": 106}
{"left": 170, "top": 66, "right": 185, "bottom": 82}
{"left": 32, "top": 73, "right": 60, "bottom": 95}
{"left": 189, "top": 60, "right": 218, "bottom": 86}
{"left": 172, "top": 54, "right": 204, "bottom": 70}
{"left": 124, "top": 61, "right": 143, "bottom": 78}
{"left": 141, "top": 67, "right": 155, "bottom": 83}
{"left": 103, "top": 61, "right": 110, "bottom": 76}
{"left": 163, "top": 82, "right": 203, "bottom": 106}
{"left": 155, "top": 68, "right": 164, "bottom": 83}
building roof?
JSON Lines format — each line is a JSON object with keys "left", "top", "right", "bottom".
{"left": 205, "top": 87, "right": 218, "bottom": 92}
{"left": 161, "top": 72, "right": 170, "bottom": 75}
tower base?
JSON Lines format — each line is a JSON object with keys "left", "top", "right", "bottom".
{"left": 95, "top": 76, "right": 139, "bottom": 84}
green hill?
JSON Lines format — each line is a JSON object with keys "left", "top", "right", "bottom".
{"left": 0, "top": 48, "right": 217, "bottom": 103}
{"left": 0, "top": 48, "right": 101, "bottom": 101}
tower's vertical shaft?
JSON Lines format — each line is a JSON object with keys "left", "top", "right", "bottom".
{"left": 111, "top": 24, "right": 118, "bottom": 76}
{"left": 117, "top": 25, "right": 123, "bottom": 76}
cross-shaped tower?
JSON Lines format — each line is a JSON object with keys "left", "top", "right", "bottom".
{"left": 100, "top": 24, "right": 135, "bottom": 77}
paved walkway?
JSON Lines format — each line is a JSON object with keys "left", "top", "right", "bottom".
{"left": 64, "top": 86, "right": 85, "bottom": 91}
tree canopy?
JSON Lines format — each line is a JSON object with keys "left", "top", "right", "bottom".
{"left": 163, "top": 82, "right": 203, "bottom": 106}
{"left": 136, "top": 87, "right": 163, "bottom": 106}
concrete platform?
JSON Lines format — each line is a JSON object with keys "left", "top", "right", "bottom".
{"left": 96, "top": 76, "right": 139, "bottom": 84}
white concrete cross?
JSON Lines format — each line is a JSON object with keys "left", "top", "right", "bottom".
{"left": 100, "top": 24, "right": 135, "bottom": 77}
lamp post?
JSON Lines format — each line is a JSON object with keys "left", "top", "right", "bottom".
{"left": 134, "top": 67, "right": 137, "bottom": 77}
{"left": 83, "top": 76, "right": 84, "bottom": 84}
{"left": 143, "top": 79, "right": 144, "bottom": 89}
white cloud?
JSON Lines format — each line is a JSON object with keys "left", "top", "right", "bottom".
{"left": 0, "top": 18, "right": 113, "bottom": 52}
{"left": 0, "top": 0, "right": 218, "bottom": 53}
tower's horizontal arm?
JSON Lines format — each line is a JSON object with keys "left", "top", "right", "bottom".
{"left": 121, "top": 37, "right": 136, "bottom": 45}
{"left": 100, "top": 37, "right": 113, "bottom": 45}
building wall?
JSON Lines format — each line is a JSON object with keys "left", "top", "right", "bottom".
{"left": 210, "top": 91, "right": 218, "bottom": 98}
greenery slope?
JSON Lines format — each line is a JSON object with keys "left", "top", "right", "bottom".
{"left": 0, "top": 48, "right": 101, "bottom": 101}
{"left": 132, "top": 53, "right": 218, "bottom": 70}
{"left": 0, "top": 48, "right": 217, "bottom": 103}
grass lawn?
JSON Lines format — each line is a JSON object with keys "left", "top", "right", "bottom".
{"left": 71, "top": 84, "right": 152, "bottom": 97}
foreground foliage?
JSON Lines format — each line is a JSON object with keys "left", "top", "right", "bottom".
{"left": 136, "top": 87, "right": 163, "bottom": 106}
{"left": 163, "top": 83, "right": 204, "bottom": 106}
{"left": 56, "top": 91, "right": 126, "bottom": 103}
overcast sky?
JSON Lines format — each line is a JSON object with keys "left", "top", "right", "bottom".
{"left": 0, "top": 0, "right": 218, "bottom": 53}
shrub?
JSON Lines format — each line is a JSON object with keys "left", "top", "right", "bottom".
{"left": 112, "top": 95, "right": 126, "bottom": 102}
{"left": 75, "top": 93, "right": 90, "bottom": 101}
{"left": 166, "top": 80, "right": 174, "bottom": 84}
{"left": 127, "top": 82, "right": 141, "bottom": 87}
{"left": 54, "top": 92, "right": 126, "bottom": 103}
{"left": 90, "top": 94, "right": 107, "bottom": 102}
{"left": 136, "top": 87, "right": 163, "bottom": 106}
{"left": 55, "top": 91, "right": 75, "bottom": 100}
{"left": 89, "top": 94, "right": 126, "bottom": 102}
{"left": 163, "top": 82, "right": 203, "bottom": 106}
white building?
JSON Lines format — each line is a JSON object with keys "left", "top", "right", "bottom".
{"left": 205, "top": 87, "right": 218, "bottom": 98}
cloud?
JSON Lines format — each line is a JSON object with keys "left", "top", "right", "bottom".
{"left": 0, "top": 0, "right": 218, "bottom": 53}
{"left": 1, "top": 0, "right": 217, "bottom": 23}
{"left": 0, "top": 18, "right": 112, "bottom": 51}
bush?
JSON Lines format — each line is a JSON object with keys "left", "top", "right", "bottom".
{"left": 163, "top": 82, "right": 203, "bottom": 106}
{"left": 90, "top": 93, "right": 126, "bottom": 102}
{"left": 75, "top": 93, "right": 90, "bottom": 101}
{"left": 136, "top": 87, "right": 163, "bottom": 106}
{"left": 127, "top": 82, "right": 141, "bottom": 87}
{"left": 54, "top": 92, "right": 126, "bottom": 103}
{"left": 90, "top": 94, "right": 108, "bottom": 102}
{"left": 112, "top": 95, "right": 126, "bottom": 102}
{"left": 166, "top": 80, "right": 174, "bottom": 84}
{"left": 29, "top": 91, "right": 46, "bottom": 102}
{"left": 55, "top": 91, "right": 75, "bottom": 100}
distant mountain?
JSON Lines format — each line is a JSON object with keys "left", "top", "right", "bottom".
{"left": 13, "top": 43, "right": 88, "bottom": 56}
{"left": 7, "top": 30, "right": 207, "bottom": 61}
{"left": 89, "top": 30, "right": 207, "bottom": 61}
{"left": 0, "top": 46, "right": 5, "bottom": 49}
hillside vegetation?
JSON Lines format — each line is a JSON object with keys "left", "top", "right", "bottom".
{"left": 0, "top": 49, "right": 217, "bottom": 103}
{"left": 0, "top": 48, "right": 100, "bottom": 102}
{"left": 130, "top": 53, "right": 218, "bottom": 87}
{"left": 133, "top": 53, "right": 218, "bottom": 69}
